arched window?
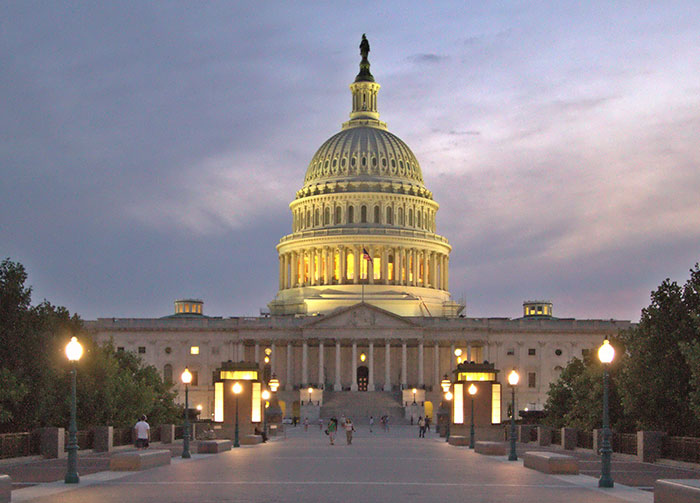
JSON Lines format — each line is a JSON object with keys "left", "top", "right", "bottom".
{"left": 324, "top": 207, "right": 330, "bottom": 225}
{"left": 408, "top": 209, "right": 413, "bottom": 226}
{"left": 417, "top": 210, "right": 422, "bottom": 228}
{"left": 386, "top": 207, "right": 393, "bottom": 224}
{"left": 335, "top": 206, "right": 341, "bottom": 224}
{"left": 398, "top": 207, "right": 404, "bottom": 225}
{"left": 163, "top": 364, "right": 173, "bottom": 385}
{"left": 361, "top": 205, "right": 367, "bottom": 223}
{"left": 306, "top": 211, "right": 311, "bottom": 228}
{"left": 348, "top": 206, "right": 354, "bottom": 223}
{"left": 374, "top": 205, "right": 380, "bottom": 223}
{"left": 314, "top": 209, "right": 320, "bottom": 226}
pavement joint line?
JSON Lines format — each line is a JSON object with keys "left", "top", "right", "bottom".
{"left": 100, "top": 481, "right": 584, "bottom": 488}
{"left": 9, "top": 453, "right": 213, "bottom": 502}
{"left": 550, "top": 474, "right": 654, "bottom": 503}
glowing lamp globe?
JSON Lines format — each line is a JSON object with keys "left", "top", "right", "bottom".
{"left": 262, "top": 390, "right": 271, "bottom": 400}
{"left": 454, "top": 348, "right": 462, "bottom": 357}
{"left": 307, "top": 387, "right": 313, "bottom": 394}
{"left": 65, "top": 337, "right": 83, "bottom": 362}
{"left": 196, "top": 404, "right": 203, "bottom": 411}
{"left": 232, "top": 382, "right": 242, "bottom": 394}
{"left": 181, "top": 367, "right": 192, "bottom": 384}
{"left": 508, "top": 370, "right": 520, "bottom": 386}
{"left": 440, "top": 376, "right": 451, "bottom": 393}
{"left": 468, "top": 383, "right": 477, "bottom": 396}
{"left": 598, "top": 339, "right": 615, "bottom": 364}
{"left": 269, "top": 376, "right": 280, "bottom": 392}
{"left": 445, "top": 391, "right": 453, "bottom": 401}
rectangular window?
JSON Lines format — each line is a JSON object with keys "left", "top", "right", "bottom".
{"left": 214, "top": 382, "right": 224, "bottom": 422}
{"left": 251, "top": 382, "right": 262, "bottom": 423}
{"left": 528, "top": 348, "right": 536, "bottom": 356}
{"left": 528, "top": 372, "right": 536, "bottom": 388}
{"left": 373, "top": 256, "right": 381, "bottom": 280}
{"left": 219, "top": 370, "right": 259, "bottom": 380}
{"left": 506, "top": 348, "right": 515, "bottom": 356}
{"left": 190, "top": 371, "right": 199, "bottom": 387}
{"left": 138, "top": 346, "right": 146, "bottom": 354}
{"left": 190, "top": 346, "right": 200, "bottom": 355}
{"left": 453, "top": 383, "right": 464, "bottom": 424}
{"left": 491, "top": 384, "right": 501, "bottom": 424}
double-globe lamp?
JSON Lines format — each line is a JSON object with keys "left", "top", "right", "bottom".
{"left": 233, "top": 382, "right": 242, "bottom": 447}
{"left": 507, "top": 369, "right": 520, "bottom": 461}
{"left": 598, "top": 338, "right": 615, "bottom": 488}
{"left": 181, "top": 368, "right": 192, "bottom": 458}
{"left": 444, "top": 390, "right": 453, "bottom": 442}
{"left": 65, "top": 337, "right": 83, "bottom": 484}
{"left": 468, "top": 383, "right": 477, "bottom": 448}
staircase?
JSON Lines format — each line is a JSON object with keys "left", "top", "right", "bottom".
{"left": 320, "top": 391, "right": 408, "bottom": 424}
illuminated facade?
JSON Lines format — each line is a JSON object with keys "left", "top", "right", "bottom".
{"left": 87, "top": 37, "right": 633, "bottom": 424}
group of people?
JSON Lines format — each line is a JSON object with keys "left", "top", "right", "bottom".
{"left": 324, "top": 416, "right": 355, "bottom": 445}
{"left": 417, "top": 415, "right": 431, "bottom": 438}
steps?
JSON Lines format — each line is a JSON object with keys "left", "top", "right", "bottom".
{"left": 320, "top": 391, "right": 408, "bottom": 424}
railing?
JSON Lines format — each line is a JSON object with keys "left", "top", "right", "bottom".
{"left": 612, "top": 432, "right": 637, "bottom": 455}
{"left": 551, "top": 428, "right": 561, "bottom": 445}
{"left": 662, "top": 436, "right": 700, "bottom": 463}
{"left": 113, "top": 427, "right": 134, "bottom": 447}
{"left": 577, "top": 430, "right": 593, "bottom": 449}
{"left": 174, "top": 426, "right": 184, "bottom": 440}
{"left": 0, "top": 432, "right": 40, "bottom": 459}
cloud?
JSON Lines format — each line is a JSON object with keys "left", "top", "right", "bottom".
{"left": 407, "top": 53, "right": 447, "bottom": 64}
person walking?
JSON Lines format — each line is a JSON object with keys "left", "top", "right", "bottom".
{"left": 344, "top": 418, "right": 355, "bottom": 445}
{"left": 425, "top": 416, "right": 431, "bottom": 433}
{"left": 327, "top": 417, "right": 337, "bottom": 445}
{"left": 134, "top": 415, "right": 150, "bottom": 449}
{"left": 319, "top": 418, "right": 323, "bottom": 430}
{"left": 418, "top": 416, "right": 426, "bottom": 438}
{"left": 369, "top": 416, "right": 374, "bottom": 433}
{"left": 304, "top": 417, "right": 309, "bottom": 432}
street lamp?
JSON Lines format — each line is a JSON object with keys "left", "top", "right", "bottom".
{"left": 180, "top": 368, "right": 192, "bottom": 458}
{"left": 468, "top": 383, "right": 477, "bottom": 449}
{"left": 598, "top": 338, "right": 615, "bottom": 488}
{"left": 269, "top": 375, "right": 280, "bottom": 392}
{"left": 507, "top": 369, "right": 519, "bottom": 461}
{"left": 233, "top": 382, "right": 242, "bottom": 447}
{"left": 307, "top": 386, "right": 313, "bottom": 405}
{"left": 412, "top": 388, "right": 417, "bottom": 404}
{"left": 64, "top": 337, "right": 83, "bottom": 484}
{"left": 440, "top": 375, "right": 451, "bottom": 393}
{"left": 444, "top": 391, "right": 453, "bottom": 442}
{"left": 454, "top": 348, "right": 463, "bottom": 364}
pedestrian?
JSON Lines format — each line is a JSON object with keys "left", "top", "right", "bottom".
{"left": 304, "top": 417, "right": 309, "bottom": 431}
{"left": 425, "top": 416, "right": 431, "bottom": 433}
{"left": 418, "top": 416, "right": 426, "bottom": 438}
{"left": 327, "top": 417, "right": 337, "bottom": 445}
{"left": 319, "top": 418, "right": 323, "bottom": 430}
{"left": 134, "top": 415, "right": 150, "bottom": 449}
{"left": 385, "top": 415, "right": 390, "bottom": 431}
{"left": 369, "top": 416, "right": 374, "bottom": 433}
{"left": 344, "top": 418, "right": 355, "bottom": 445}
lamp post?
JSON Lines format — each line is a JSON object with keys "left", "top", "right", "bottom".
{"left": 598, "top": 338, "right": 615, "bottom": 488}
{"left": 307, "top": 386, "right": 313, "bottom": 405}
{"left": 233, "top": 382, "right": 242, "bottom": 447}
{"left": 468, "top": 383, "right": 477, "bottom": 449}
{"left": 64, "top": 337, "right": 83, "bottom": 484}
{"left": 180, "top": 368, "right": 192, "bottom": 459}
{"left": 444, "top": 391, "right": 453, "bottom": 442}
{"left": 508, "top": 369, "right": 519, "bottom": 461}
{"left": 412, "top": 388, "right": 417, "bottom": 405}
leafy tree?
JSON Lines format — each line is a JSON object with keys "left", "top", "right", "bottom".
{"left": 618, "top": 264, "right": 700, "bottom": 436}
{"left": 0, "top": 258, "right": 180, "bottom": 432}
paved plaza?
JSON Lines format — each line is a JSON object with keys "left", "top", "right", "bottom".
{"left": 7, "top": 426, "right": 700, "bottom": 502}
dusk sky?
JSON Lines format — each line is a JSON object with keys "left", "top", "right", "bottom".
{"left": 2, "top": 2, "right": 699, "bottom": 322}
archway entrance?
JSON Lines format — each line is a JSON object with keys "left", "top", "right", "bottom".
{"left": 357, "top": 366, "right": 369, "bottom": 391}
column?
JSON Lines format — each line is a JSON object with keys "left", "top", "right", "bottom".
{"left": 423, "top": 250, "right": 429, "bottom": 287}
{"left": 369, "top": 245, "right": 375, "bottom": 284}
{"left": 238, "top": 341, "right": 245, "bottom": 361}
{"left": 270, "top": 342, "right": 276, "bottom": 375}
{"left": 323, "top": 247, "right": 330, "bottom": 285}
{"left": 430, "top": 252, "right": 436, "bottom": 289}
{"left": 278, "top": 255, "right": 284, "bottom": 289}
{"left": 412, "top": 249, "right": 418, "bottom": 286}
{"left": 381, "top": 247, "right": 388, "bottom": 284}
{"left": 286, "top": 342, "right": 293, "bottom": 391}
{"left": 467, "top": 345, "right": 472, "bottom": 363}
{"left": 418, "top": 342, "right": 424, "bottom": 387}
{"left": 335, "top": 341, "right": 342, "bottom": 391}
{"left": 434, "top": 342, "right": 440, "bottom": 389}
{"left": 291, "top": 252, "right": 298, "bottom": 287}
{"left": 384, "top": 342, "right": 391, "bottom": 391}
{"left": 340, "top": 247, "right": 346, "bottom": 284}
{"left": 254, "top": 343, "right": 260, "bottom": 364}
{"left": 368, "top": 342, "right": 375, "bottom": 391}
{"left": 401, "top": 342, "right": 407, "bottom": 388}
{"left": 302, "top": 341, "right": 308, "bottom": 385}
{"left": 351, "top": 342, "right": 358, "bottom": 391}
{"left": 450, "top": 342, "right": 455, "bottom": 374}
{"left": 353, "top": 245, "right": 360, "bottom": 284}
{"left": 445, "top": 255, "right": 449, "bottom": 290}
{"left": 318, "top": 342, "right": 325, "bottom": 387}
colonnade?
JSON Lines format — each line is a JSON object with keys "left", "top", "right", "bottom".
{"left": 278, "top": 245, "right": 449, "bottom": 291}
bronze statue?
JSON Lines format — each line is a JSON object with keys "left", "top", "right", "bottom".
{"left": 360, "top": 34, "right": 370, "bottom": 60}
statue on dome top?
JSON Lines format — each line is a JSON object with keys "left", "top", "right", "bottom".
{"left": 360, "top": 34, "right": 370, "bottom": 60}
{"left": 355, "top": 34, "right": 374, "bottom": 83}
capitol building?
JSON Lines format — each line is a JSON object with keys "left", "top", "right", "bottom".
{"left": 87, "top": 37, "right": 631, "bottom": 425}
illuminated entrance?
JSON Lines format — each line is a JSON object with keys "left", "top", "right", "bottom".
{"left": 357, "top": 366, "right": 368, "bottom": 391}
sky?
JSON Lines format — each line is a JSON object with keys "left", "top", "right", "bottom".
{"left": 2, "top": 1, "right": 699, "bottom": 322}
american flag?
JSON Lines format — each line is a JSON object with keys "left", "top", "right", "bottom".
{"left": 362, "top": 248, "right": 373, "bottom": 264}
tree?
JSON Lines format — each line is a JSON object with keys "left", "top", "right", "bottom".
{"left": 0, "top": 258, "right": 181, "bottom": 432}
{"left": 618, "top": 264, "right": 700, "bottom": 436}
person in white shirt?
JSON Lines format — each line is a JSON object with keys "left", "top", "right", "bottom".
{"left": 134, "top": 415, "right": 150, "bottom": 449}
{"left": 344, "top": 418, "right": 355, "bottom": 445}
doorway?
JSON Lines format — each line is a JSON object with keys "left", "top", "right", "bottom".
{"left": 357, "top": 366, "right": 369, "bottom": 391}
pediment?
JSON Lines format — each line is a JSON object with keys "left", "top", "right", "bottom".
{"left": 303, "top": 302, "right": 418, "bottom": 329}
